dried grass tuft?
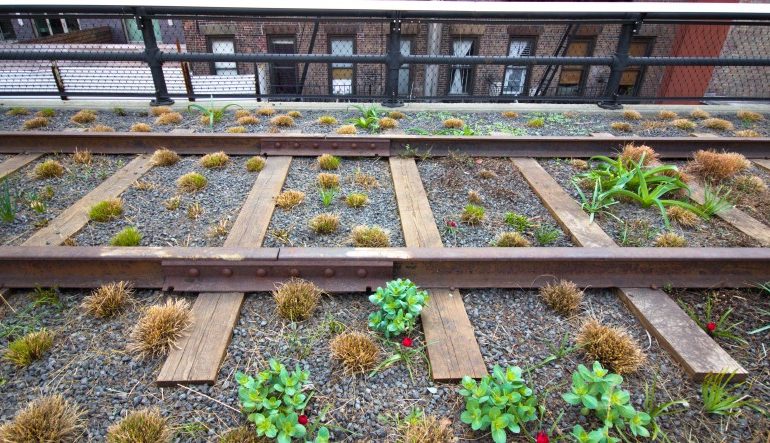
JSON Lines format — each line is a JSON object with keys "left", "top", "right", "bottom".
{"left": 72, "top": 149, "right": 93, "bottom": 165}
{"left": 0, "top": 394, "right": 84, "bottom": 443}
{"left": 287, "top": 110, "right": 302, "bottom": 118}
{"left": 70, "top": 109, "right": 96, "bottom": 124}
{"left": 154, "top": 112, "right": 183, "bottom": 125}
{"left": 690, "top": 108, "right": 710, "bottom": 119}
{"left": 81, "top": 281, "right": 134, "bottom": 318}
{"left": 379, "top": 116, "right": 398, "bottom": 129}
{"left": 226, "top": 126, "right": 247, "bottom": 133}
{"left": 88, "top": 124, "right": 114, "bottom": 133}
{"left": 610, "top": 121, "right": 632, "bottom": 132}
{"left": 22, "top": 116, "right": 48, "bottom": 130}
{"left": 273, "top": 278, "right": 323, "bottom": 321}
{"left": 539, "top": 280, "right": 583, "bottom": 316}
{"left": 687, "top": 149, "right": 750, "bottom": 182}
{"left": 622, "top": 109, "right": 642, "bottom": 120}
{"left": 443, "top": 118, "right": 464, "bottom": 129}
{"left": 270, "top": 115, "right": 295, "bottom": 127}
{"left": 317, "top": 173, "right": 340, "bottom": 189}
{"left": 309, "top": 213, "right": 340, "bottom": 234}
{"left": 570, "top": 159, "right": 589, "bottom": 170}
{"left": 658, "top": 110, "right": 677, "bottom": 120}
{"left": 236, "top": 115, "right": 259, "bottom": 126}
{"left": 501, "top": 111, "right": 519, "bottom": 119}
{"left": 275, "top": 190, "right": 305, "bottom": 210}
{"left": 397, "top": 413, "right": 456, "bottom": 443}
{"left": 577, "top": 318, "right": 646, "bottom": 374}
{"left": 388, "top": 111, "right": 406, "bottom": 120}
{"left": 345, "top": 193, "right": 368, "bottom": 208}
{"left": 666, "top": 206, "right": 699, "bottom": 228}
{"left": 150, "top": 106, "right": 173, "bottom": 116}
{"left": 703, "top": 118, "right": 734, "bottom": 131}
{"left": 177, "top": 172, "right": 207, "bottom": 192}
{"left": 330, "top": 331, "right": 380, "bottom": 374}
{"left": 4, "top": 329, "right": 54, "bottom": 366}
{"left": 128, "top": 299, "right": 192, "bottom": 358}
{"left": 336, "top": 124, "right": 357, "bottom": 135}
{"left": 130, "top": 122, "right": 152, "bottom": 132}
{"left": 654, "top": 232, "right": 686, "bottom": 247}
{"left": 734, "top": 129, "right": 760, "bottom": 138}
{"left": 256, "top": 107, "right": 276, "bottom": 116}
{"left": 618, "top": 143, "right": 659, "bottom": 166}
{"left": 150, "top": 148, "right": 180, "bottom": 166}
{"left": 734, "top": 175, "right": 768, "bottom": 194}
{"left": 245, "top": 156, "right": 266, "bottom": 172}
{"left": 493, "top": 232, "right": 530, "bottom": 247}
{"left": 106, "top": 408, "right": 171, "bottom": 443}
{"left": 34, "top": 159, "right": 65, "bottom": 179}
{"left": 318, "top": 115, "right": 338, "bottom": 125}
{"left": 219, "top": 426, "right": 263, "bottom": 443}
{"left": 200, "top": 151, "right": 230, "bottom": 168}
{"left": 234, "top": 109, "right": 252, "bottom": 119}
{"left": 318, "top": 154, "right": 341, "bottom": 170}
{"left": 672, "top": 118, "right": 696, "bottom": 130}
{"left": 737, "top": 109, "right": 762, "bottom": 122}
{"left": 351, "top": 225, "right": 390, "bottom": 247}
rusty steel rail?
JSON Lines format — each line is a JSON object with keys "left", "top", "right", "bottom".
{"left": 1, "top": 246, "right": 768, "bottom": 291}
{"left": 1, "top": 132, "right": 770, "bottom": 158}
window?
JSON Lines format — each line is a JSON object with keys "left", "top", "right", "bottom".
{"left": 557, "top": 38, "right": 594, "bottom": 96}
{"left": 34, "top": 16, "right": 79, "bottom": 37}
{"left": 0, "top": 19, "right": 16, "bottom": 41}
{"left": 330, "top": 37, "right": 354, "bottom": 95}
{"left": 617, "top": 38, "right": 654, "bottom": 96}
{"left": 502, "top": 38, "right": 534, "bottom": 95}
{"left": 209, "top": 37, "right": 237, "bottom": 76}
{"left": 449, "top": 38, "right": 475, "bottom": 95}
{"left": 123, "top": 18, "right": 162, "bottom": 44}
{"left": 398, "top": 38, "right": 412, "bottom": 96}
{"left": 269, "top": 37, "right": 298, "bottom": 94}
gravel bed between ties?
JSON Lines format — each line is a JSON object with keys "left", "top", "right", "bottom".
{"left": 262, "top": 157, "right": 405, "bottom": 247}
{"left": 538, "top": 158, "right": 758, "bottom": 247}
{"left": 0, "top": 154, "right": 127, "bottom": 245}
{"left": 75, "top": 156, "right": 255, "bottom": 247}
{"left": 1, "top": 107, "right": 769, "bottom": 137}
{"left": 417, "top": 157, "right": 573, "bottom": 247}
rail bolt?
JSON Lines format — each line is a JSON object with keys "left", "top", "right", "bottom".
{"left": 290, "top": 268, "right": 301, "bottom": 277}
{"left": 256, "top": 268, "right": 267, "bottom": 277}
{"left": 188, "top": 268, "right": 200, "bottom": 278}
{"left": 356, "top": 268, "right": 368, "bottom": 278}
{"left": 324, "top": 268, "right": 335, "bottom": 277}
{"left": 221, "top": 268, "right": 233, "bottom": 277}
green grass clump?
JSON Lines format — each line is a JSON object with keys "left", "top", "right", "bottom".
{"left": 504, "top": 212, "right": 531, "bottom": 232}
{"left": 4, "top": 329, "right": 54, "bottom": 366}
{"left": 309, "top": 213, "right": 340, "bottom": 234}
{"left": 245, "top": 156, "right": 266, "bottom": 172}
{"left": 526, "top": 117, "right": 545, "bottom": 128}
{"left": 318, "top": 154, "right": 341, "bottom": 170}
{"left": 351, "top": 225, "right": 390, "bottom": 247}
{"left": 106, "top": 408, "right": 171, "bottom": 443}
{"left": 345, "top": 193, "right": 368, "bottom": 208}
{"left": 34, "top": 159, "right": 65, "bottom": 179}
{"left": 110, "top": 227, "right": 142, "bottom": 246}
{"left": 88, "top": 198, "right": 123, "bottom": 222}
{"left": 318, "top": 115, "right": 338, "bottom": 125}
{"left": 493, "top": 232, "right": 530, "bottom": 247}
{"left": 36, "top": 108, "right": 56, "bottom": 118}
{"left": 177, "top": 172, "right": 207, "bottom": 192}
{"left": 461, "top": 204, "right": 485, "bottom": 225}
{"left": 6, "top": 107, "right": 29, "bottom": 116}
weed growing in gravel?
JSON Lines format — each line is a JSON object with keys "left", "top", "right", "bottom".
{"left": 200, "top": 151, "right": 229, "bottom": 168}
{"left": 163, "top": 196, "right": 180, "bottom": 211}
{"left": 351, "top": 225, "right": 389, "bottom": 247}
{"left": 72, "top": 149, "right": 93, "bottom": 165}
{"left": 654, "top": 231, "right": 686, "bottom": 247}
{"left": 81, "top": 281, "right": 133, "bottom": 318}
{"left": 658, "top": 110, "right": 678, "bottom": 119}
{"left": 189, "top": 102, "right": 241, "bottom": 128}
{"left": 493, "top": 232, "right": 530, "bottom": 247}
{"left": 526, "top": 117, "right": 545, "bottom": 128}
{"left": 273, "top": 278, "right": 323, "bottom": 321}
{"left": 672, "top": 118, "right": 696, "bottom": 130}
{"left": 379, "top": 117, "right": 398, "bottom": 129}
{"left": 336, "top": 124, "right": 357, "bottom": 134}
{"left": 368, "top": 278, "right": 429, "bottom": 338}
{"left": 393, "top": 409, "right": 454, "bottom": 443}
{"left": 370, "top": 337, "right": 429, "bottom": 382}
{"left": 353, "top": 169, "right": 379, "bottom": 188}
{"left": 345, "top": 192, "right": 368, "bottom": 208}
{"left": 6, "top": 107, "right": 29, "bottom": 116}
{"left": 4, "top": 329, "right": 54, "bottom": 366}
{"left": 703, "top": 118, "right": 734, "bottom": 131}
{"left": 623, "top": 109, "right": 642, "bottom": 120}
{"left": 245, "top": 156, "right": 266, "bottom": 172}
{"left": 256, "top": 106, "right": 276, "bottom": 116}
{"left": 150, "top": 147, "right": 180, "bottom": 166}
{"left": 504, "top": 212, "right": 531, "bottom": 232}
{"left": 569, "top": 159, "right": 589, "bottom": 170}
{"left": 0, "top": 394, "right": 84, "bottom": 442}
{"left": 270, "top": 115, "right": 295, "bottom": 127}
{"left": 207, "top": 218, "right": 230, "bottom": 238}
{"left": 177, "top": 172, "right": 207, "bottom": 192}
{"left": 34, "top": 159, "right": 65, "bottom": 179}
{"left": 0, "top": 180, "right": 18, "bottom": 223}
{"left": 690, "top": 108, "right": 710, "bottom": 119}
{"left": 701, "top": 372, "right": 761, "bottom": 416}
{"left": 318, "top": 115, "right": 338, "bottom": 125}
{"left": 734, "top": 175, "right": 768, "bottom": 194}
{"left": 735, "top": 129, "right": 760, "bottom": 137}
{"left": 443, "top": 118, "right": 465, "bottom": 129}
{"left": 88, "top": 124, "right": 115, "bottom": 132}
{"left": 459, "top": 365, "right": 538, "bottom": 442}
{"left": 687, "top": 149, "right": 750, "bottom": 182}
{"left": 467, "top": 190, "right": 482, "bottom": 205}
{"left": 22, "top": 116, "right": 48, "bottom": 130}
{"left": 317, "top": 173, "right": 340, "bottom": 189}
{"left": 610, "top": 121, "right": 632, "bottom": 132}
{"left": 32, "top": 286, "right": 60, "bottom": 307}
{"left": 88, "top": 198, "right": 123, "bottom": 222}
{"left": 150, "top": 106, "right": 173, "bottom": 117}
{"left": 186, "top": 202, "right": 203, "bottom": 220}
{"left": 678, "top": 293, "right": 747, "bottom": 345}
{"left": 128, "top": 298, "right": 192, "bottom": 358}
{"left": 540, "top": 280, "right": 583, "bottom": 316}
{"left": 276, "top": 189, "right": 305, "bottom": 210}
{"left": 666, "top": 206, "right": 699, "bottom": 227}
{"left": 348, "top": 104, "right": 383, "bottom": 132}
{"left": 534, "top": 224, "right": 561, "bottom": 245}
{"left": 106, "top": 408, "right": 171, "bottom": 443}
{"left": 318, "top": 187, "right": 338, "bottom": 206}
{"left": 318, "top": 154, "right": 341, "bottom": 170}
{"left": 501, "top": 111, "right": 519, "bottom": 119}
{"left": 563, "top": 361, "right": 652, "bottom": 441}
{"left": 110, "top": 227, "right": 142, "bottom": 246}
{"left": 478, "top": 169, "right": 497, "bottom": 179}
{"left": 226, "top": 126, "right": 246, "bottom": 133}
{"left": 461, "top": 204, "right": 485, "bottom": 225}
{"left": 287, "top": 110, "right": 302, "bottom": 119}
{"left": 577, "top": 319, "right": 645, "bottom": 374}
{"left": 642, "top": 377, "right": 689, "bottom": 441}
{"left": 330, "top": 330, "right": 380, "bottom": 374}
{"left": 219, "top": 426, "right": 262, "bottom": 443}
{"left": 71, "top": 109, "right": 97, "bottom": 124}
{"left": 236, "top": 115, "right": 259, "bottom": 126}
{"left": 309, "top": 213, "right": 340, "bottom": 234}
{"left": 737, "top": 109, "right": 762, "bottom": 123}
{"left": 154, "top": 112, "right": 183, "bottom": 125}
{"left": 112, "top": 107, "right": 126, "bottom": 116}
{"left": 132, "top": 180, "right": 154, "bottom": 191}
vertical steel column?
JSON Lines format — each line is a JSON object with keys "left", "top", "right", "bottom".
{"left": 598, "top": 15, "right": 641, "bottom": 109}
{"left": 382, "top": 14, "right": 404, "bottom": 107}
{"left": 137, "top": 8, "right": 174, "bottom": 106}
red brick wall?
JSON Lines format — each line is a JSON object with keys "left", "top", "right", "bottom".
{"left": 21, "top": 26, "right": 113, "bottom": 44}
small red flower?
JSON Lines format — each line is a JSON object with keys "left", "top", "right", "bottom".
{"left": 706, "top": 322, "right": 717, "bottom": 333}
{"left": 536, "top": 431, "right": 550, "bottom": 443}
{"left": 298, "top": 415, "right": 308, "bottom": 425}
{"left": 447, "top": 220, "right": 458, "bottom": 228}
{"left": 402, "top": 337, "right": 413, "bottom": 347}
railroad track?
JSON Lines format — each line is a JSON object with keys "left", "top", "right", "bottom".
{"left": 1, "top": 132, "right": 768, "bottom": 387}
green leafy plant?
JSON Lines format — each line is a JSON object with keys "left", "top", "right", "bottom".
{"left": 678, "top": 293, "right": 747, "bottom": 345}
{"left": 574, "top": 179, "right": 620, "bottom": 224}
{"left": 318, "top": 187, "right": 338, "bottom": 207}
{"left": 700, "top": 371, "right": 762, "bottom": 416}
{"left": 504, "top": 212, "right": 531, "bottom": 232}
{"left": 459, "top": 365, "right": 538, "bottom": 443}
{"left": 367, "top": 279, "right": 429, "bottom": 338}
{"left": 642, "top": 377, "right": 688, "bottom": 441}
{"left": 188, "top": 98, "right": 242, "bottom": 129}
{"left": 369, "top": 338, "right": 429, "bottom": 383}
{"left": 534, "top": 224, "right": 561, "bottom": 245}
{"left": 699, "top": 185, "right": 733, "bottom": 218}
{"left": 236, "top": 359, "right": 329, "bottom": 443}
{"left": 434, "top": 125, "right": 477, "bottom": 136}
{"left": 347, "top": 104, "right": 382, "bottom": 132}
{"left": 562, "top": 361, "right": 651, "bottom": 442}
{"left": 0, "top": 179, "right": 18, "bottom": 223}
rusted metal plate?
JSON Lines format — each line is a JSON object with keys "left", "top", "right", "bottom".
{"left": 162, "top": 258, "right": 392, "bottom": 292}
{"left": 260, "top": 137, "right": 389, "bottom": 156}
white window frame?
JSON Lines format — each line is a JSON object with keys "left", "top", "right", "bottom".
{"left": 502, "top": 38, "right": 532, "bottom": 96}
{"left": 210, "top": 37, "right": 237, "bottom": 76}
{"left": 330, "top": 37, "right": 354, "bottom": 95}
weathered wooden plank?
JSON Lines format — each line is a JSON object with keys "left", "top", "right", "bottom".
{"left": 753, "top": 159, "right": 770, "bottom": 173}
{"left": 390, "top": 156, "right": 487, "bottom": 380}
{"left": 224, "top": 156, "right": 291, "bottom": 248}
{"left": 615, "top": 287, "right": 748, "bottom": 381}
{"left": 688, "top": 181, "right": 770, "bottom": 247}
{"left": 158, "top": 157, "right": 292, "bottom": 385}
{"left": 156, "top": 292, "right": 244, "bottom": 386}
{"left": 23, "top": 154, "right": 154, "bottom": 246}
{"left": 0, "top": 153, "right": 42, "bottom": 180}
{"left": 389, "top": 157, "right": 443, "bottom": 248}
{"left": 512, "top": 157, "right": 616, "bottom": 248}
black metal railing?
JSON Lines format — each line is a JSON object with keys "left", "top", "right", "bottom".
{"left": 0, "top": 2, "right": 769, "bottom": 107}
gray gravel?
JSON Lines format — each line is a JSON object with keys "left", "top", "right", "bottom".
{"left": 263, "top": 157, "right": 405, "bottom": 247}
{"left": 417, "top": 157, "right": 572, "bottom": 247}
{"left": 538, "top": 158, "right": 758, "bottom": 247}
{"left": 75, "top": 156, "right": 255, "bottom": 247}
{"left": 0, "top": 154, "right": 128, "bottom": 245}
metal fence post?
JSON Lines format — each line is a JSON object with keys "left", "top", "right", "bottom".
{"left": 598, "top": 15, "right": 641, "bottom": 109}
{"left": 136, "top": 8, "right": 174, "bottom": 106}
{"left": 382, "top": 13, "right": 404, "bottom": 107}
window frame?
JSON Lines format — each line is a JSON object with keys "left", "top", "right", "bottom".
{"left": 447, "top": 36, "right": 478, "bottom": 96}
{"left": 617, "top": 36, "right": 655, "bottom": 97}
{"left": 397, "top": 36, "right": 414, "bottom": 97}
{"left": 206, "top": 35, "right": 238, "bottom": 76}
{"left": 267, "top": 35, "right": 299, "bottom": 94}
{"left": 34, "top": 15, "right": 80, "bottom": 38}
{"left": 556, "top": 36, "right": 596, "bottom": 97}
{"left": 328, "top": 35, "right": 356, "bottom": 96}
{"left": 123, "top": 18, "right": 163, "bottom": 44}
{"left": 502, "top": 36, "right": 537, "bottom": 96}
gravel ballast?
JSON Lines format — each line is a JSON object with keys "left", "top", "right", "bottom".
{"left": 417, "top": 157, "right": 573, "bottom": 247}
{"left": 75, "top": 155, "right": 255, "bottom": 247}
{"left": 0, "top": 154, "right": 127, "bottom": 245}
{"left": 263, "top": 157, "right": 405, "bottom": 247}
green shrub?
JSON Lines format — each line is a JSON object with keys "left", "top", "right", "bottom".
{"left": 459, "top": 365, "right": 538, "bottom": 443}
{"left": 110, "top": 227, "right": 142, "bottom": 246}
{"left": 4, "top": 329, "right": 54, "bottom": 366}
{"left": 88, "top": 199, "right": 123, "bottom": 222}
{"left": 368, "top": 279, "right": 429, "bottom": 338}
{"left": 503, "top": 212, "right": 531, "bottom": 232}
{"left": 461, "top": 204, "right": 485, "bottom": 225}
